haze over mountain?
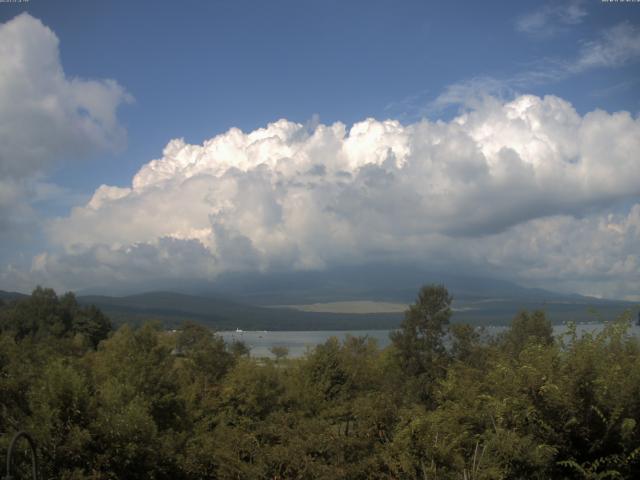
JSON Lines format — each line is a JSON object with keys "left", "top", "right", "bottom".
{"left": 56, "top": 266, "right": 636, "bottom": 330}
{"left": 76, "top": 264, "right": 558, "bottom": 302}
{"left": 196, "top": 265, "right": 588, "bottom": 305}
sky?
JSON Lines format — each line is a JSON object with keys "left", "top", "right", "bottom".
{"left": 0, "top": 0, "right": 639, "bottom": 300}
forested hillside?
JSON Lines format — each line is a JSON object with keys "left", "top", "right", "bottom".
{"left": 76, "top": 291, "right": 402, "bottom": 331}
{"left": 1, "top": 286, "right": 639, "bottom": 479}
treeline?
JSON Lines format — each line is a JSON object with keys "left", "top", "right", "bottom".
{"left": 1, "top": 285, "right": 639, "bottom": 479}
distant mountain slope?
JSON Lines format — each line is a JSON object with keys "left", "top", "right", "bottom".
{"left": 8, "top": 265, "right": 636, "bottom": 329}
{"left": 451, "top": 297, "right": 637, "bottom": 326}
{"left": 75, "top": 264, "right": 628, "bottom": 308}
{"left": 200, "top": 264, "right": 602, "bottom": 305}
{"left": 0, "top": 290, "right": 28, "bottom": 301}
{"left": 77, "top": 289, "right": 638, "bottom": 330}
{"left": 77, "top": 291, "right": 402, "bottom": 331}
{"left": 76, "top": 265, "right": 575, "bottom": 303}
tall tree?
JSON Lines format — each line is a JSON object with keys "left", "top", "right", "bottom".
{"left": 390, "top": 284, "right": 452, "bottom": 404}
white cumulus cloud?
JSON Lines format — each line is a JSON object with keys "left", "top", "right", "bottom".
{"left": 0, "top": 13, "right": 132, "bottom": 179}
{"left": 0, "top": 13, "right": 131, "bottom": 253}
{"left": 478, "top": 206, "right": 640, "bottom": 300}
{"left": 30, "top": 94, "right": 640, "bottom": 297}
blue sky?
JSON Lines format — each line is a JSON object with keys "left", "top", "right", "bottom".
{"left": 6, "top": 0, "right": 639, "bottom": 188}
{"left": 1, "top": 1, "right": 639, "bottom": 299}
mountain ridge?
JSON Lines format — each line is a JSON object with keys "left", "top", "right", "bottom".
{"left": 2, "top": 268, "right": 637, "bottom": 330}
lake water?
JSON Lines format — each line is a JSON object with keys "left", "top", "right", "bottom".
{"left": 220, "top": 323, "right": 640, "bottom": 358}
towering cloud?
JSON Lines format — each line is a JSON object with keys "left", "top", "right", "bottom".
{"left": 0, "top": 13, "right": 131, "bottom": 178}
{"left": 0, "top": 13, "right": 131, "bottom": 244}
{"left": 35, "top": 95, "right": 640, "bottom": 298}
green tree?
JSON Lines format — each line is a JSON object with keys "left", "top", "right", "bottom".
{"left": 174, "top": 322, "right": 234, "bottom": 413}
{"left": 27, "top": 360, "right": 94, "bottom": 479}
{"left": 270, "top": 345, "right": 289, "bottom": 361}
{"left": 228, "top": 339, "right": 250, "bottom": 358}
{"left": 390, "top": 284, "right": 452, "bottom": 404}
{"left": 0, "top": 288, "right": 111, "bottom": 348}
{"left": 71, "top": 303, "right": 112, "bottom": 348}
{"left": 500, "top": 310, "right": 553, "bottom": 356}
{"left": 450, "top": 323, "right": 484, "bottom": 367}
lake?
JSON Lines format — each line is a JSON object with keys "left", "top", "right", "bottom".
{"left": 220, "top": 323, "right": 640, "bottom": 358}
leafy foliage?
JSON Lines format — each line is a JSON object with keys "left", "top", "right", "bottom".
{"left": 0, "top": 286, "right": 111, "bottom": 347}
{"left": 1, "top": 286, "right": 639, "bottom": 479}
